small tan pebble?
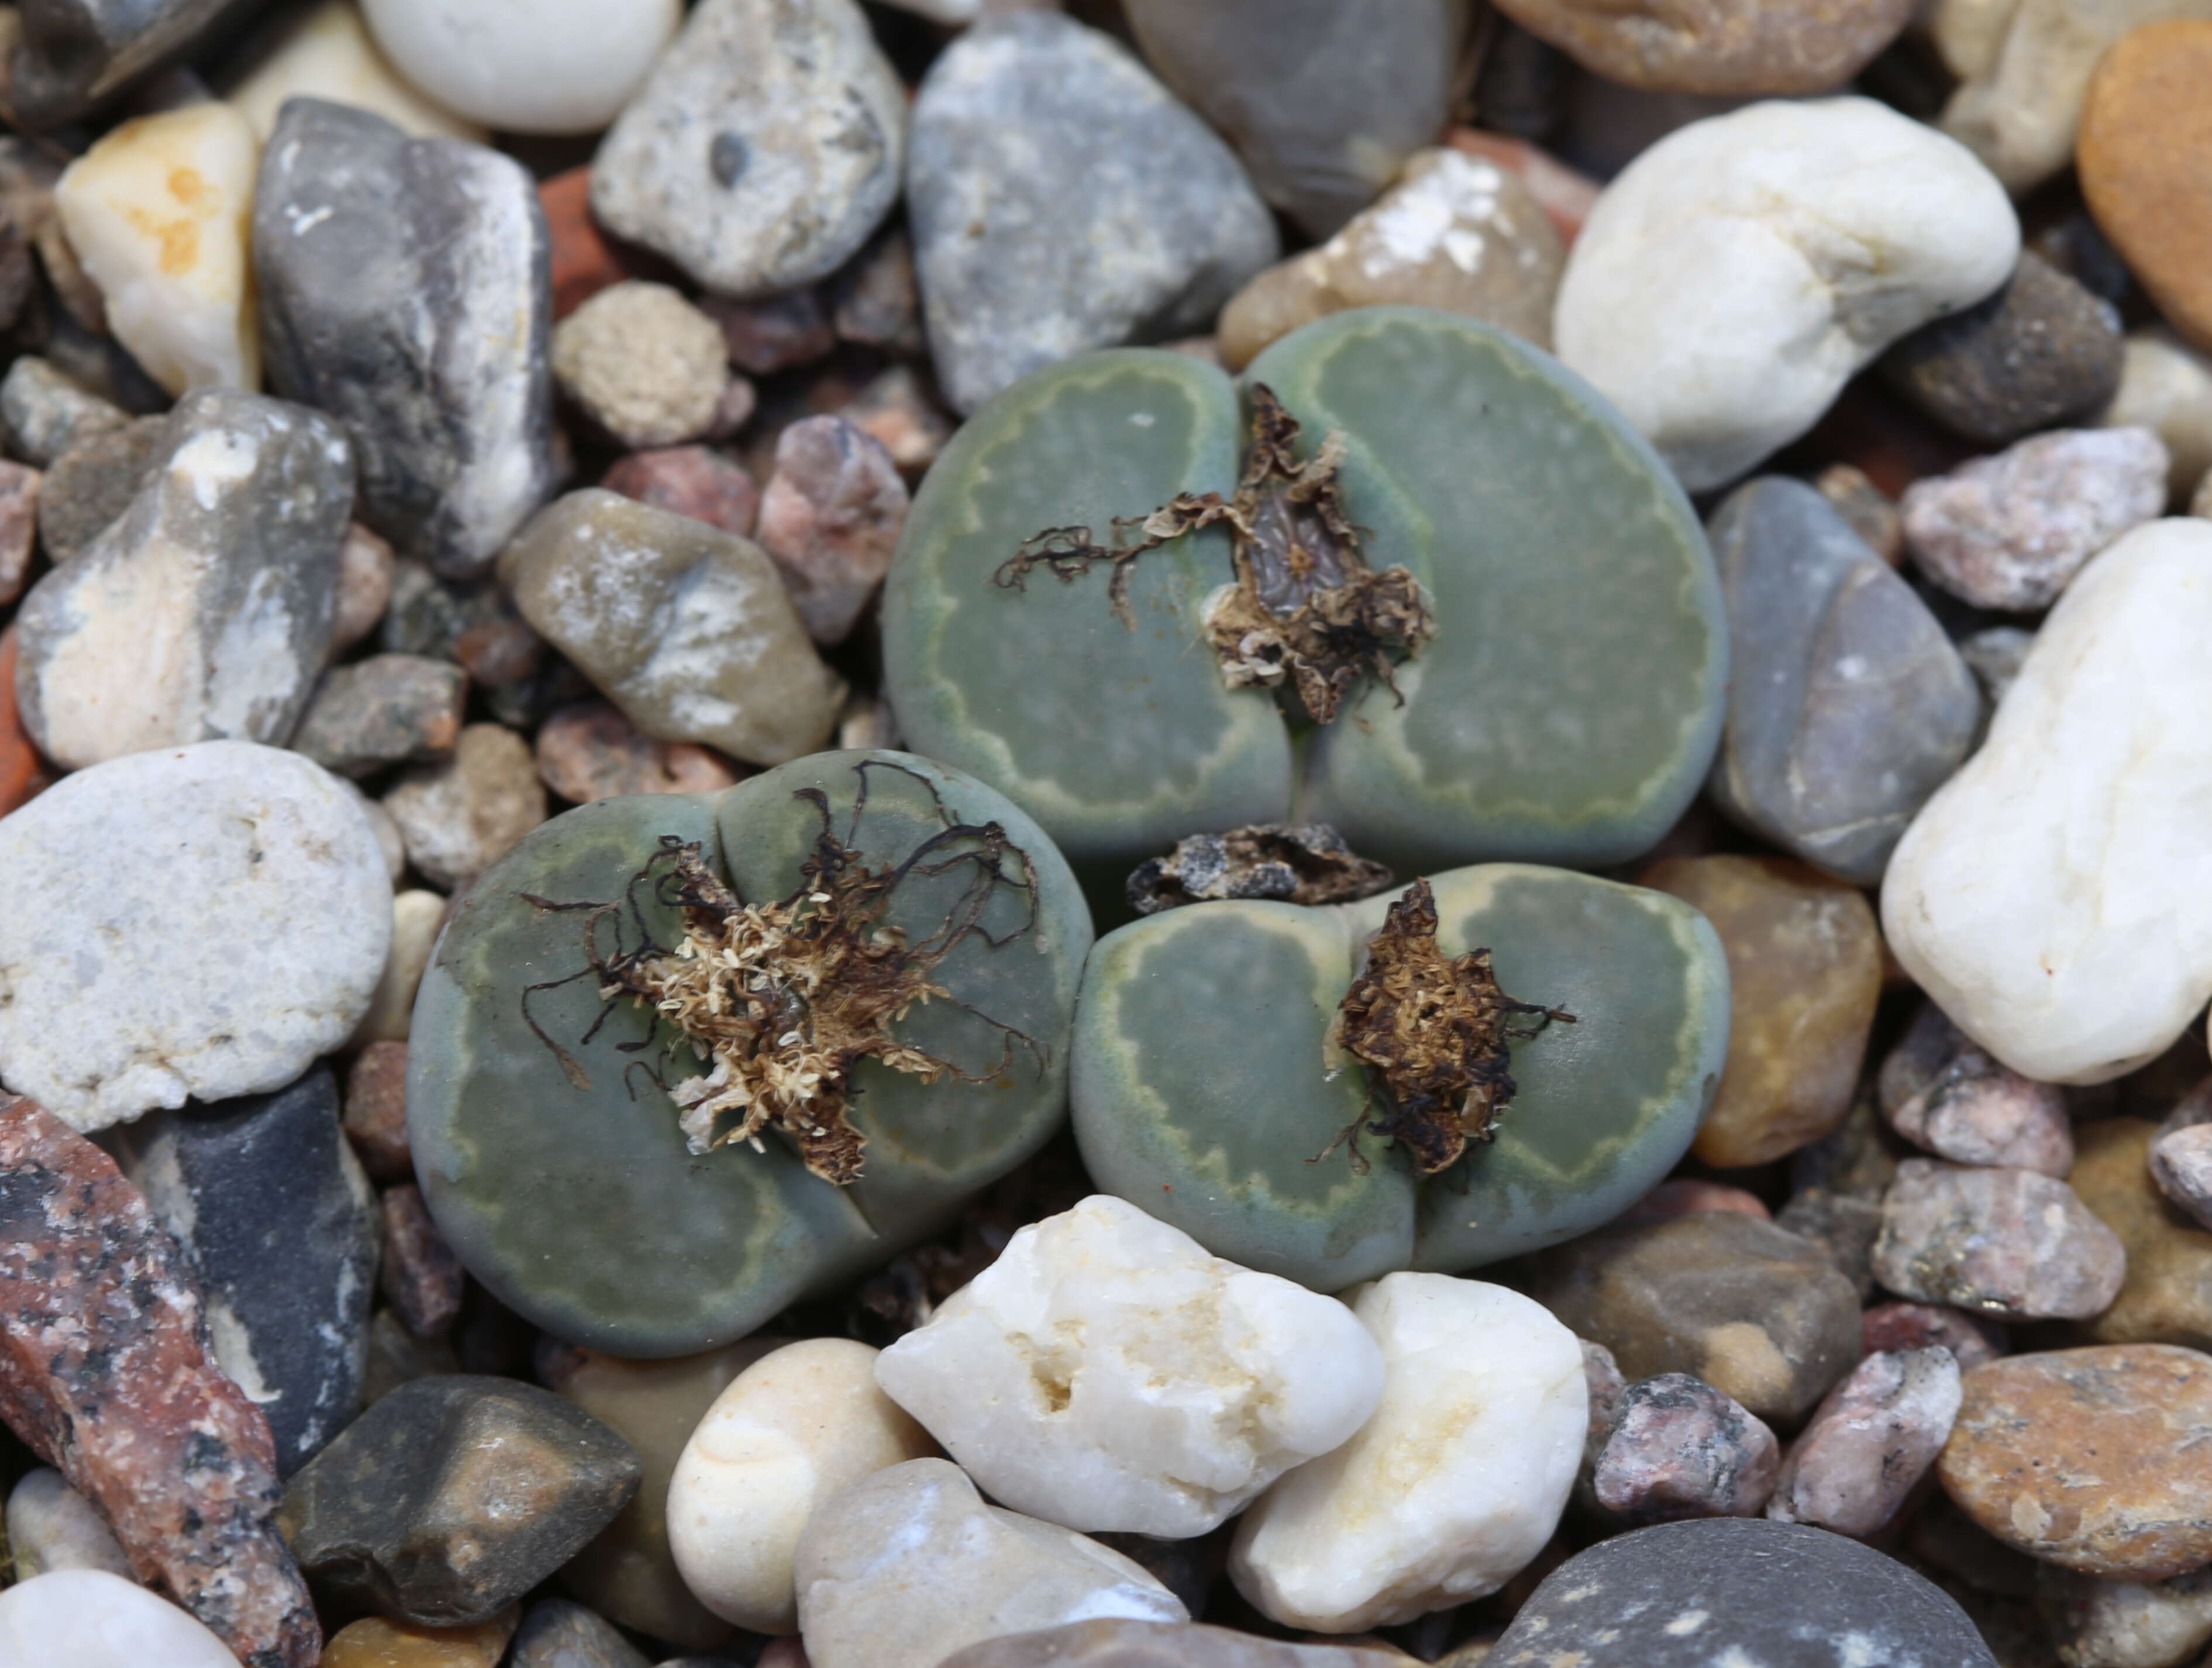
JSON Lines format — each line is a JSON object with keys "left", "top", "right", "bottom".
{"left": 1812, "top": 462, "right": 1903, "bottom": 565}
{"left": 382, "top": 723, "right": 547, "bottom": 890}
{"left": 755, "top": 415, "right": 908, "bottom": 645}
{"left": 535, "top": 699, "right": 743, "bottom": 804}
{"left": 344, "top": 1040, "right": 414, "bottom": 1182}
{"left": 1489, "top": 0, "right": 1915, "bottom": 95}
{"left": 378, "top": 1183, "right": 465, "bottom": 1339}
{"left": 2097, "top": 326, "right": 2212, "bottom": 501}
{"left": 0, "top": 458, "right": 36, "bottom": 603}
{"left": 330, "top": 523, "right": 398, "bottom": 659}
{"left": 553, "top": 280, "right": 731, "bottom": 449}
{"left": 836, "top": 363, "right": 955, "bottom": 476}
{"left": 350, "top": 888, "right": 447, "bottom": 1047}
{"left": 318, "top": 1610, "right": 519, "bottom": 1668}
{"left": 2066, "top": 1118, "right": 2212, "bottom": 1348}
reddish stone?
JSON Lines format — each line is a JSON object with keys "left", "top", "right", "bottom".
{"left": 343, "top": 1041, "right": 414, "bottom": 1183}
{"left": 0, "top": 457, "right": 37, "bottom": 604}
{"left": 755, "top": 415, "right": 908, "bottom": 645}
{"left": 1616, "top": 1178, "right": 1772, "bottom": 1228}
{"left": 1591, "top": 1373, "right": 1780, "bottom": 1524}
{"left": 601, "top": 445, "right": 762, "bottom": 540}
{"left": 0, "top": 623, "right": 52, "bottom": 818}
{"left": 1767, "top": 1347, "right": 1962, "bottom": 1538}
{"left": 535, "top": 699, "right": 743, "bottom": 805}
{"left": 380, "top": 1184, "right": 466, "bottom": 1340}
{"left": 1860, "top": 1301, "right": 2007, "bottom": 1370}
{"left": 1879, "top": 1002, "right": 2073, "bottom": 1178}
{"left": 0, "top": 1095, "right": 320, "bottom": 1668}
{"left": 1445, "top": 129, "right": 1599, "bottom": 247}
{"left": 703, "top": 288, "right": 836, "bottom": 375}
{"left": 541, "top": 167, "right": 637, "bottom": 320}
{"left": 836, "top": 364, "right": 956, "bottom": 478}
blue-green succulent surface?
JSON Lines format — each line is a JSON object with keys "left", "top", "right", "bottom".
{"left": 1073, "top": 863, "right": 1730, "bottom": 1290}
{"left": 409, "top": 750, "right": 1093, "bottom": 1357}
{"left": 883, "top": 306, "right": 1727, "bottom": 877}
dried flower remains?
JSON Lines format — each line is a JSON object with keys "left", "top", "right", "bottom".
{"left": 522, "top": 760, "right": 1046, "bottom": 1186}
{"left": 1332, "top": 878, "right": 1575, "bottom": 1175}
{"left": 994, "top": 384, "right": 1435, "bottom": 722}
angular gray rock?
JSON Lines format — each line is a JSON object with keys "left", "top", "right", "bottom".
{"left": 1123, "top": 0, "right": 1474, "bottom": 238}
{"left": 37, "top": 412, "right": 164, "bottom": 562}
{"left": 908, "top": 13, "right": 1280, "bottom": 415}
{"left": 10, "top": 0, "right": 247, "bottom": 127}
{"left": 507, "top": 1598, "right": 651, "bottom": 1668}
{"left": 12, "top": 388, "right": 356, "bottom": 770}
{"left": 1589, "top": 1373, "right": 1780, "bottom": 1524}
{"left": 0, "top": 355, "right": 125, "bottom": 467}
{"left": 280, "top": 1375, "right": 641, "bottom": 1626}
{"left": 1878, "top": 1000, "right": 2072, "bottom": 1177}
{"left": 1705, "top": 477, "right": 1980, "bottom": 885}
{"left": 1873, "top": 1159, "right": 2127, "bottom": 1321}
{"left": 591, "top": 0, "right": 904, "bottom": 300}
{"left": 254, "top": 98, "right": 557, "bottom": 579}
{"left": 115, "top": 1068, "right": 380, "bottom": 1474}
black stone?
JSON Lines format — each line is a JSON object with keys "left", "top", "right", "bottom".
{"left": 1877, "top": 251, "right": 2123, "bottom": 447}
{"left": 254, "top": 98, "right": 557, "bottom": 580}
{"left": 114, "top": 1067, "right": 378, "bottom": 1474}
{"left": 10, "top": 0, "right": 258, "bottom": 128}
{"left": 709, "top": 131, "right": 749, "bottom": 188}
{"left": 280, "top": 1374, "right": 641, "bottom": 1627}
{"left": 1491, "top": 1518, "right": 1998, "bottom": 1667}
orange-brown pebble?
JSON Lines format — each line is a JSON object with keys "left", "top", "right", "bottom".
{"left": 0, "top": 623, "right": 51, "bottom": 817}
{"left": 2067, "top": 1118, "right": 2212, "bottom": 1352}
{"left": 540, "top": 167, "right": 636, "bottom": 320}
{"left": 318, "top": 1610, "right": 517, "bottom": 1668}
{"left": 1639, "top": 856, "right": 1882, "bottom": 1169}
{"left": 1938, "top": 1345, "right": 2212, "bottom": 1579}
{"left": 2079, "top": 22, "right": 2212, "bottom": 351}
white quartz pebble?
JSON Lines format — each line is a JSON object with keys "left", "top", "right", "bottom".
{"left": 668, "top": 1338, "right": 937, "bottom": 1635}
{"left": 363, "top": 0, "right": 681, "bottom": 135}
{"left": 1555, "top": 98, "right": 2017, "bottom": 491}
{"left": 795, "top": 1458, "right": 1186, "bottom": 1668}
{"left": 1883, "top": 518, "right": 2212, "bottom": 1084}
{"left": 0, "top": 1569, "right": 239, "bottom": 1668}
{"left": 874, "top": 1194, "right": 1383, "bottom": 1539}
{"left": 226, "top": 0, "right": 485, "bottom": 143}
{"left": 1229, "top": 1273, "right": 1586, "bottom": 1633}
{"left": 54, "top": 102, "right": 260, "bottom": 396}
{"left": 4, "top": 1470, "right": 132, "bottom": 1581}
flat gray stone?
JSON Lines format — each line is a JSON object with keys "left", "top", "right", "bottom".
{"left": 9, "top": 0, "right": 246, "bottom": 127}
{"left": 908, "top": 12, "right": 1279, "bottom": 415}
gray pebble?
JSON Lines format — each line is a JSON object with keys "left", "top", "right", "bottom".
{"left": 509, "top": 1598, "right": 652, "bottom": 1668}
{"left": 1872, "top": 1159, "right": 2125, "bottom": 1321}
{"left": 0, "top": 356, "right": 124, "bottom": 467}
{"left": 36, "top": 412, "right": 163, "bottom": 563}
{"left": 10, "top": 0, "right": 240, "bottom": 126}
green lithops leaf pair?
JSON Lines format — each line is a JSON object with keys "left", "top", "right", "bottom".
{"left": 882, "top": 306, "right": 1729, "bottom": 878}
{"left": 409, "top": 751, "right": 1093, "bottom": 1356}
{"left": 1073, "top": 864, "right": 1732, "bottom": 1290}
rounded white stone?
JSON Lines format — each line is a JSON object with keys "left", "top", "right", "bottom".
{"left": 875, "top": 1194, "right": 1383, "bottom": 1539}
{"left": 669, "top": 1338, "right": 937, "bottom": 1635}
{"left": 361, "top": 0, "right": 681, "bottom": 135}
{"left": 1554, "top": 97, "right": 2018, "bottom": 492}
{"left": 54, "top": 101, "right": 261, "bottom": 396}
{"left": 349, "top": 887, "right": 447, "bottom": 1046}
{"left": 0, "top": 1569, "right": 239, "bottom": 1668}
{"left": 1229, "top": 1272, "right": 1586, "bottom": 1633}
{"left": 1883, "top": 518, "right": 2212, "bottom": 1085}
{"left": 5, "top": 1470, "right": 132, "bottom": 1581}
{"left": 226, "top": 0, "right": 485, "bottom": 143}
{"left": 2099, "top": 326, "right": 2212, "bottom": 501}
{"left": 0, "top": 741, "right": 393, "bottom": 1131}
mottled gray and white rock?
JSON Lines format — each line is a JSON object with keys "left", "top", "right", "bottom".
{"left": 794, "top": 1459, "right": 1187, "bottom": 1668}
{"left": 0, "top": 742, "right": 392, "bottom": 1132}
{"left": 5, "top": 1469, "right": 132, "bottom": 1580}
{"left": 908, "top": 13, "right": 1280, "bottom": 415}
{"left": 1704, "top": 477, "right": 1979, "bottom": 885}
{"left": 2151, "top": 1124, "right": 2212, "bottom": 1231}
{"left": 255, "top": 98, "right": 557, "bottom": 578}
{"left": 591, "top": 0, "right": 904, "bottom": 299}
{"left": 1903, "top": 426, "right": 2170, "bottom": 612}
{"left": 1589, "top": 1373, "right": 1779, "bottom": 1524}
{"left": 9, "top": 0, "right": 245, "bottom": 127}
{"left": 0, "top": 356, "right": 125, "bottom": 467}
{"left": 380, "top": 721, "right": 546, "bottom": 889}
{"left": 281, "top": 1375, "right": 641, "bottom": 1627}
{"left": 499, "top": 489, "right": 843, "bottom": 766}
{"left": 12, "top": 389, "right": 354, "bottom": 769}
{"left": 506, "top": 1598, "right": 652, "bottom": 1668}
{"left": 0, "top": 460, "right": 37, "bottom": 606}
{"left": 1880, "top": 1000, "right": 2073, "bottom": 1177}
{"left": 1873, "top": 1159, "right": 2127, "bottom": 1320}
{"left": 1766, "top": 1347, "right": 1961, "bottom": 1539}
{"left": 756, "top": 415, "right": 908, "bottom": 646}
{"left": 115, "top": 1067, "right": 379, "bottom": 1474}
{"left": 291, "top": 653, "right": 467, "bottom": 778}
{"left": 1122, "top": 0, "right": 1473, "bottom": 238}
{"left": 552, "top": 281, "right": 731, "bottom": 451}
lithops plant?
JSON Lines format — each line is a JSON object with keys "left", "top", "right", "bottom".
{"left": 409, "top": 750, "right": 1092, "bottom": 1356}
{"left": 1073, "top": 863, "right": 1730, "bottom": 1290}
{"left": 882, "top": 305, "right": 1727, "bottom": 880}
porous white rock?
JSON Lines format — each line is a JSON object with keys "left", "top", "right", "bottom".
{"left": 874, "top": 1194, "right": 1384, "bottom": 1539}
{"left": 1228, "top": 1273, "right": 1585, "bottom": 1633}
{"left": 0, "top": 742, "right": 392, "bottom": 1132}
{"left": 0, "top": 1569, "right": 240, "bottom": 1668}
{"left": 5, "top": 1470, "right": 132, "bottom": 1580}
{"left": 53, "top": 101, "right": 260, "bottom": 396}
{"left": 363, "top": 0, "right": 681, "bottom": 135}
{"left": 669, "top": 1338, "right": 937, "bottom": 1635}
{"left": 794, "top": 1458, "right": 1187, "bottom": 1668}
{"left": 227, "top": 0, "right": 485, "bottom": 143}
{"left": 1883, "top": 518, "right": 2212, "bottom": 1085}
{"left": 1554, "top": 97, "right": 2018, "bottom": 491}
